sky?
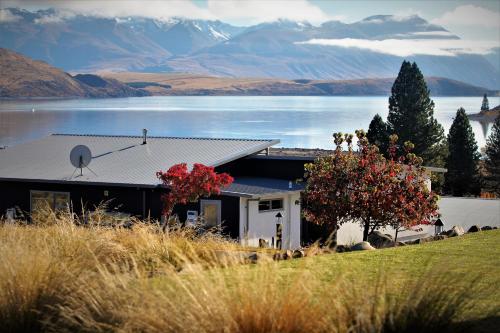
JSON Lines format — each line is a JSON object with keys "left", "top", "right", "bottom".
{"left": 1, "top": 0, "right": 499, "bottom": 54}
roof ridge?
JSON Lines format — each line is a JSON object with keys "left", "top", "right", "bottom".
{"left": 51, "top": 133, "right": 276, "bottom": 142}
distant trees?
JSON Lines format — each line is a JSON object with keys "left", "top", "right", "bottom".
{"left": 484, "top": 115, "right": 500, "bottom": 195}
{"left": 481, "top": 93, "right": 490, "bottom": 112}
{"left": 367, "top": 114, "right": 390, "bottom": 156}
{"left": 444, "top": 108, "right": 480, "bottom": 196}
{"left": 303, "top": 130, "right": 439, "bottom": 242}
{"left": 387, "top": 61, "right": 446, "bottom": 164}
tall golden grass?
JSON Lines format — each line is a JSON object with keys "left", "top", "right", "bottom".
{"left": 0, "top": 208, "right": 491, "bottom": 333}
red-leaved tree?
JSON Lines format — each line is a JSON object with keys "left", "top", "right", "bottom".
{"left": 156, "top": 163, "right": 233, "bottom": 219}
{"left": 303, "top": 130, "right": 439, "bottom": 243}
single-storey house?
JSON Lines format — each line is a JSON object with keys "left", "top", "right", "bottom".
{"left": 0, "top": 133, "right": 447, "bottom": 248}
{"left": 0, "top": 133, "right": 307, "bottom": 249}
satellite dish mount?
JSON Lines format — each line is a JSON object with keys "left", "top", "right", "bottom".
{"left": 70, "top": 145, "right": 97, "bottom": 178}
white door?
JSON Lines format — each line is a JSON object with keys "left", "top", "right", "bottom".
{"left": 200, "top": 200, "right": 221, "bottom": 227}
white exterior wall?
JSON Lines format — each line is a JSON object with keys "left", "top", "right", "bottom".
{"left": 239, "top": 192, "right": 301, "bottom": 249}
{"left": 336, "top": 197, "right": 500, "bottom": 245}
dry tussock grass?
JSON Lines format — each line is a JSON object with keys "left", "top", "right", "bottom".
{"left": 0, "top": 209, "right": 491, "bottom": 333}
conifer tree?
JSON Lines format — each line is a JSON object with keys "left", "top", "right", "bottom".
{"left": 444, "top": 108, "right": 480, "bottom": 196}
{"left": 481, "top": 93, "right": 489, "bottom": 112}
{"left": 484, "top": 115, "right": 500, "bottom": 195}
{"left": 387, "top": 61, "right": 445, "bottom": 164}
{"left": 367, "top": 114, "right": 389, "bottom": 155}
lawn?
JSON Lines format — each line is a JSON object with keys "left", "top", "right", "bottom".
{"left": 1, "top": 219, "right": 499, "bottom": 333}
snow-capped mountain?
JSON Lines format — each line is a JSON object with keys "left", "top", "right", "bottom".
{"left": 0, "top": 8, "right": 498, "bottom": 89}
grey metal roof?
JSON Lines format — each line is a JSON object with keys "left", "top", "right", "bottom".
{"left": 0, "top": 134, "right": 279, "bottom": 187}
{"left": 223, "top": 177, "right": 304, "bottom": 198}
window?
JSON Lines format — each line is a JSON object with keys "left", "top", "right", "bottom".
{"left": 258, "top": 199, "right": 283, "bottom": 212}
{"left": 31, "top": 191, "right": 70, "bottom": 214}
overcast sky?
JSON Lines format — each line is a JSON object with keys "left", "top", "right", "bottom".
{"left": 1, "top": 0, "right": 499, "bottom": 43}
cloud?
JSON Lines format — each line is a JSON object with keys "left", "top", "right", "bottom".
{"left": 0, "top": 0, "right": 216, "bottom": 22}
{"left": 432, "top": 5, "right": 500, "bottom": 28}
{"left": 0, "top": 0, "right": 335, "bottom": 25}
{"left": 0, "top": 8, "right": 22, "bottom": 22}
{"left": 207, "top": 0, "right": 333, "bottom": 25}
{"left": 298, "top": 38, "right": 498, "bottom": 57}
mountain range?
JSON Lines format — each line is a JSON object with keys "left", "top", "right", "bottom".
{"left": 0, "top": 8, "right": 499, "bottom": 89}
{"left": 1, "top": 48, "right": 496, "bottom": 98}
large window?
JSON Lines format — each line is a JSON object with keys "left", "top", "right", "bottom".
{"left": 258, "top": 199, "right": 283, "bottom": 212}
{"left": 31, "top": 190, "right": 70, "bottom": 214}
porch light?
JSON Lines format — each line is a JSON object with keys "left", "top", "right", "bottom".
{"left": 275, "top": 212, "right": 283, "bottom": 224}
{"left": 434, "top": 218, "right": 444, "bottom": 235}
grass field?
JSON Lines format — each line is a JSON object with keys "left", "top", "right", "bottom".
{"left": 0, "top": 216, "right": 499, "bottom": 333}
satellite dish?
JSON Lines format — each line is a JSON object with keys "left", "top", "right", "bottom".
{"left": 70, "top": 145, "right": 92, "bottom": 169}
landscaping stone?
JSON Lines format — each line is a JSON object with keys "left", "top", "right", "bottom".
{"left": 283, "top": 250, "right": 293, "bottom": 260}
{"left": 292, "top": 249, "right": 305, "bottom": 258}
{"left": 468, "top": 225, "right": 481, "bottom": 233}
{"left": 368, "top": 231, "right": 394, "bottom": 248}
{"left": 272, "top": 252, "right": 283, "bottom": 261}
{"left": 247, "top": 252, "right": 259, "bottom": 263}
{"left": 481, "top": 226, "right": 493, "bottom": 231}
{"left": 446, "top": 226, "right": 465, "bottom": 237}
{"left": 335, "top": 245, "right": 348, "bottom": 253}
{"left": 433, "top": 235, "right": 447, "bottom": 241}
{"left": 351, "top": 241, "right": 375, "bottom": 251}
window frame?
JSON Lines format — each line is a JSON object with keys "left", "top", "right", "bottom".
{"left": 30, "top": 190, "right": 71, "bottom": 215}
{"left": 258, "top": 198, "right": 284, "bottom": 213}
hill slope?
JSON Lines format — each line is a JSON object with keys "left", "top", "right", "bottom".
{"left": 105, "top": 72, "right": 499, "bottom": 97}
{"left": 0, "top": 48, "right": 149, "bottom": 98}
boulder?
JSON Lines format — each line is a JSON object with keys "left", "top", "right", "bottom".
{"left": 247, "top": 252, "right": 259, "bottom": 264}
{"left": 272, "top": 252, "right": 283, "bottom": 261}
{"left": 292, "top": 249, "right": 305, "bottom": 259}
{"left": 481, "top": 226, "right": 493, "bottom": 231}
{"left": 351, "top": 241, "right": 375, "bottom": 251}
{"left": 367, "top": 231, "right": 394, "bottom": 248}
{"left": 335, "top": 245, "right": 348, "bottom": 253}
{"left": 283, "top": 250, "right": 293, "bottom": 260}
{"left": 467, "top": 225, "right": 481, "bottom": 233}
{"left": 446, "top": 226, "right": 465, "bottom": 237}
{"left": 433, "top": 235, "right": 447, "bottom": 241}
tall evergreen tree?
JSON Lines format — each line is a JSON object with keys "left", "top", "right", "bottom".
{"left": 444, "top": 108, "right": 480, "bottom": 196}
{"left": 367, "top": 114, "right": 389, "bottom": 155}
{"left": 481, "top": 93, "right": 489, "bottom": 111}
{"left": 484, "top": 115, "right": 500, "bottom": 195}
{"left": 387, "top": 61, "right": 445, "bottom": 164}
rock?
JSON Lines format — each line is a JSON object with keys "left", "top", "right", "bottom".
{"left": 433, "top": 235, "right": 447, "bottom": 241}
{"left": 335, "top": 245, "right": 348, "bottom": 253}
{"left": 467, "top": 225, "right": 481, "bottom": 233}
{"left": 247, "top": 253, "right": 259, "bottom": 263}
{"left": 367, "top": 231, "right": 394, "bottom": 248}
{"left": 272, "top": 252, "right": 283, "bottom": 261}
{"left": 283, "top": 250, "right": 293, "bottom": 260}
{"left": 351, "top": 241, "right": 375, "bottom": 251}
{"left": 292, "top": 249, "right": 305, "bottom": 259}
{"left": 481, "top": 226, "right": 493, "bottom": 231}
{"left": 396, "top": 241, "right": 406, "bottom": 246}
{"left": 446, "top": 226, "right": 465, "bottom": 237}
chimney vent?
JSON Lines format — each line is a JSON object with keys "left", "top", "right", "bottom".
{"left": 142, "top": 129, "right": 148, "bottom": 144}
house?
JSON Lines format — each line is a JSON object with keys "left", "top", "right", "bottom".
{"left": 0, "top": 133, "right": 305, "bottom": 249}
{"left": 0, "top": 133, "right": 447, "bottom": 248}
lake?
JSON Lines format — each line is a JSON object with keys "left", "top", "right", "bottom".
{"left": 1, "top": 96, "right": 498, "bottom": 149}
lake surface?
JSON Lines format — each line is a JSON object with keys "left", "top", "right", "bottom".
{"left": 1, "top": 96, "right": 498, "bottom": 149}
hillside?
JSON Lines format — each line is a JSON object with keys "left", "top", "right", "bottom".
{"left": 0, "top": 48, "right": 149, "bottom": 98}
{"left": 105, "top": 72, "right": 499, "bottom": 97}
{"left": 469, "top": 105, "right": 500, "bottom": 121}
{"left": 1, "top": 9, "right": 498, "bottom": 89}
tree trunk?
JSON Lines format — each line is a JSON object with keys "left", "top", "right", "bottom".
{"left": 394, "top": 228, "right": 399, "bottom": 244}
{"left": 363, "top": 218, "right": 370, "bottom": 241}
